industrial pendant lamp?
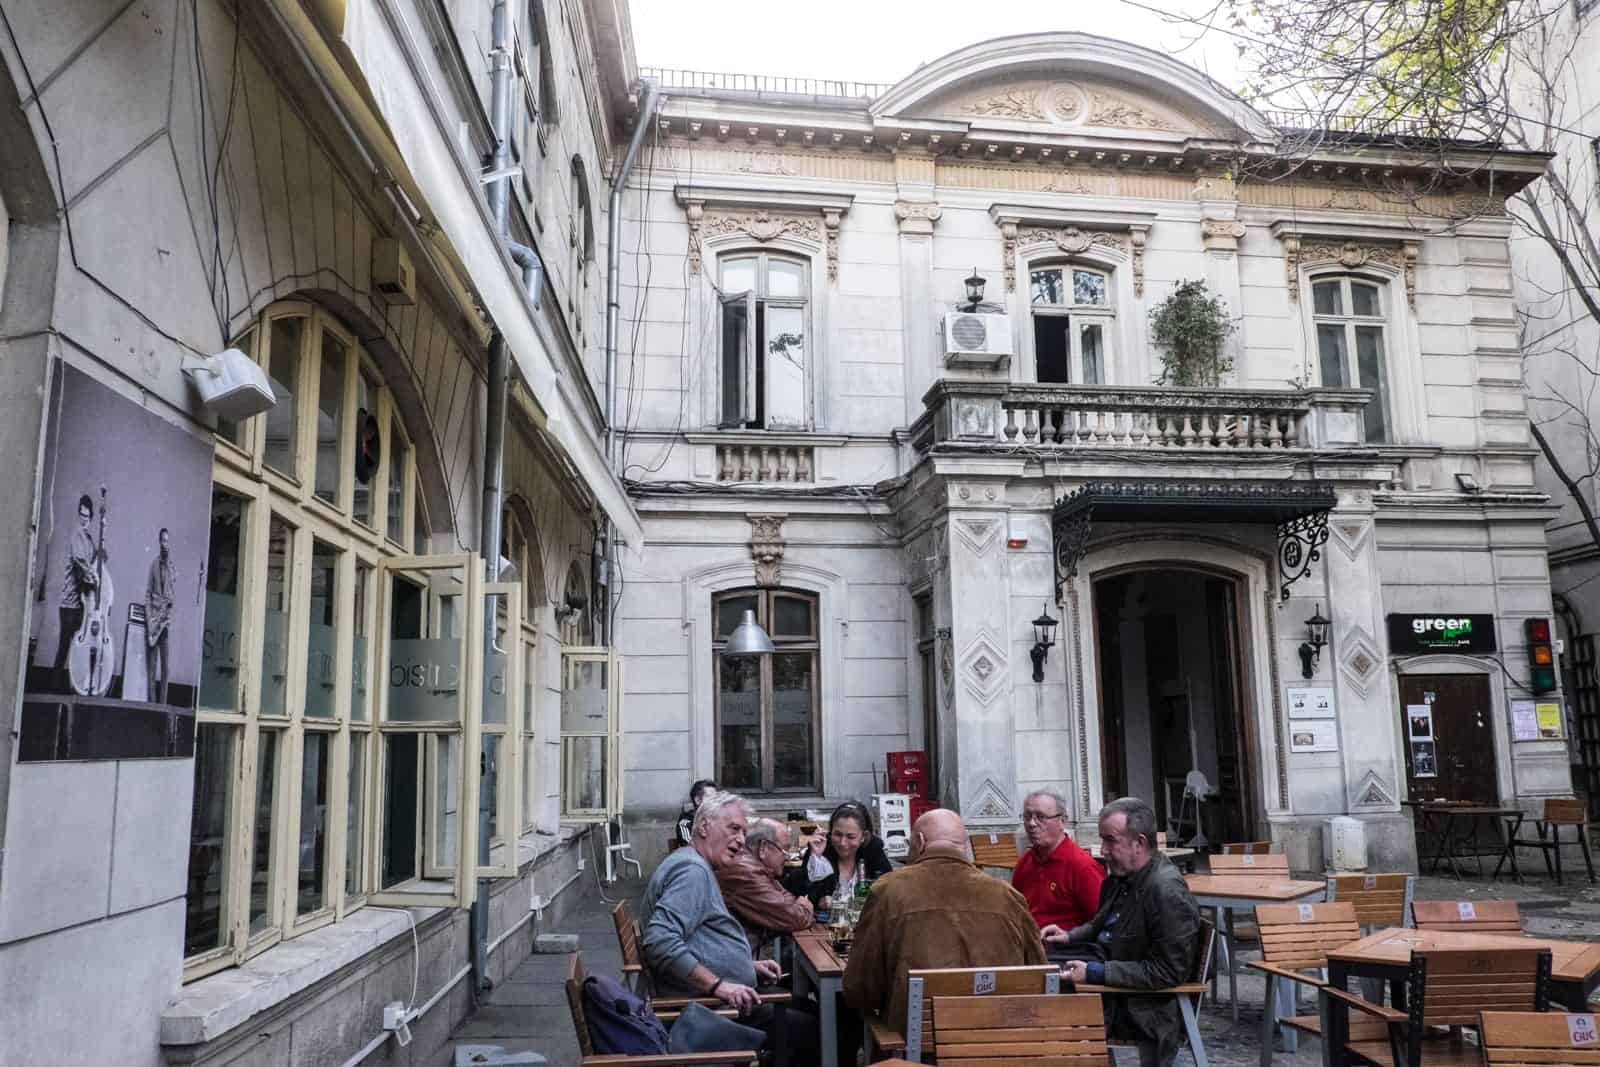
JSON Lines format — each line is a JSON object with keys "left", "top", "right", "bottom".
{"left": 724, "top": 609, "right": 775, "bottom": 657}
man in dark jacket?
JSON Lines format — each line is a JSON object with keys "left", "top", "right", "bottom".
{"left": 1045, "top": 796, "right": 1199, "bottom": 1067}
{"left": 716, "top": 818, "right": 813, "bottom": 957}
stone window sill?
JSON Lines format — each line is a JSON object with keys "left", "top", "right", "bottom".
{"left": 162, "top": 824, "right": 585, "bottom": 1047}
{"left": 684, "top": 430, "right": 848, "bottom": 447}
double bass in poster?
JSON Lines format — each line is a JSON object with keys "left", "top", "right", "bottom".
{"left": 20, "top": 362, "right": 213, "bottom": 761}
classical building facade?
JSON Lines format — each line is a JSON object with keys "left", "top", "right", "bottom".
{"left": 0, "top": 1, "right": 638, "bottom": 1064}
{"left": 610, "top": 35, "right": 1564, "bottom": 871}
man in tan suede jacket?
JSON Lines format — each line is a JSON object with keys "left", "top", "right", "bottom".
{"left": 715, "top": 817, "right": 814, "bottom": 957}
{"left": 842, "top": 808, "right": 1045, "bottom": 1028}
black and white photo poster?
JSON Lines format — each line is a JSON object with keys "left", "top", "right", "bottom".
{"left": 20, "top": 363, "right": 213, "bottom": 760}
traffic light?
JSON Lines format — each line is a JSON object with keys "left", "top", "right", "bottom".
{"left": 1525, "top": 618, "right": 1558, "bottom": 694}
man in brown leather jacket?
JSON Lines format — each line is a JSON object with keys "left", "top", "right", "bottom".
{"left": 843, "top": 808, "right": 1045, "bottom": 1028}
{"left": 715, "top": 818, "right": 814, "bottom": 957}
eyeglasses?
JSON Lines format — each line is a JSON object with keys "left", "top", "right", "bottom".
{"left": 1022, "top": 812, "right": 1064, "bottom": 824}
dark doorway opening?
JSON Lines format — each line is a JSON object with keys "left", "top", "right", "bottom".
{"left": 1094, "top": 568, "right": 1255, "bottom": 845}
{"left": 1035, "top": 316, "right": 1071, "bottom": 383}
{"left": 1398, "top": 673, "right": 1497, "bottom": 805}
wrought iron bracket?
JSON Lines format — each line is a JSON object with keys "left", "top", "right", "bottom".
{"left": 1053, "top": 501, "right": 1094, "bottom": 603}
{"left": 1277, "top": 509, "right": 1331, "bottom": 601}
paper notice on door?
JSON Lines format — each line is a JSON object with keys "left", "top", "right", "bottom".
{"left": 1569, "top": 1015, "right": 1599, "bottom": 1046}
{"left": 1511, "top": 700, "right": 1539, "bottom": 742}
{"left": 1406, "top": 704, "right": 1433, "bottom": 741}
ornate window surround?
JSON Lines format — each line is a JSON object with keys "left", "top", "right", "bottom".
{"left": 1273, "top": 217, "right": 1427, "bottom": 445}
{"left": 989, "top": 204, "right": 1155, "bottom": 295}
{"left": 674, "top": 184, "right": 853, "bottom": 280}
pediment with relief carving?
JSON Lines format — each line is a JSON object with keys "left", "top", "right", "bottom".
{"left": 915, "top": 77, "right": 1209, "bottom": 136}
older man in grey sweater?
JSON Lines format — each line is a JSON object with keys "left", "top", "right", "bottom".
{"left": 641, "top": 791, "right": 818, "bottom": 1056}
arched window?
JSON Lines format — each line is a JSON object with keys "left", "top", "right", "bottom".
{"left": 1029, "top": 263, "right": 1114, "bottom": 384}
{"left": 570, "top": 157, "right": 592, "bottom": 345}
{"left": 1311, "top": 274, "right": 1390, "bottom": 442}
{"left": 186, "top": 300, "right": 461, "bottom": 981}
{"left": 718, "top": 251, "right": 811, "bottom": 429}
{"left": 712, "top": 587, "right": 820, "bottom": 793}
{"left": 502, "top": 503, "right": 546, "bottom": 828}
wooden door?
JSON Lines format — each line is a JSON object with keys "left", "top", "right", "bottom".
{"left": 1399, "top": 674, "right": 1498, "bottom": 804}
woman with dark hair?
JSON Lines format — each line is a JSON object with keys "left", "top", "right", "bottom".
{"left": 674, "top": 778, "right": 719, "bottom": 848}
{"left": 786, "top": 800, "right": 893, "bottom": 909}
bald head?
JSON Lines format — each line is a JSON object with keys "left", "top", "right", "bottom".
{"left": 910, "top": 808, "right": 967, "bottom": 861}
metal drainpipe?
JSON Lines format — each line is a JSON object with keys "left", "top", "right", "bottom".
{"left": 472, "top": 0, "right": 519, "bottom": 998}
{"left": 601, "top": 79, "right": 660, "bottom": 649}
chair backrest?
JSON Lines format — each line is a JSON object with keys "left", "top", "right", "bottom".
{"left": 1191, "top": 916, "right": 1217, "bottom": 987}
{"left": 932, "top": 993, "right": 1109, "bottom": 1066}
{"left": 904, "top": 965, "right": 1060, "bottom": 1061}
{"left": 1544, "top": 797, "right": 1587, "bottom": 826}
{"left": 1208, "top": 853, "right": 1290, "bottom": 878}
{"left": 969, "top": 831, "right": 1021, "bottom": 869}
{"left": 1413, "top": 946, "right": 1551, "bottom": 1027}
{"left": 611, "top": 900, "right": 644, "bottom": 968}
{"left": 1481, "top": 1010, "right": 1600, "bottom": 1066}
{"left": 1327, "top": 873, "right": 1413, "bottom": 929}
{"left": 1255, "top": 902, "right": 1362, "bottom": 969}
{"left": 566, "top": 953, "right": 597, "bottom": 1058}
{"left": 1221, "top": 840, "right": 1273, "bottom": 855}
{"left": 1156, "top": 831, "right": 1168, "bottom": 849}
{"left": 1412, "top": 899, "right": 1523, "bottom": 935}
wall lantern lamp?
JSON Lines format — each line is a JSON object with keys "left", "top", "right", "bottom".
{"left": 1029, "top": 605, "right": 1059, "bottom": 683}
{"left": 963, "top": 268, "right": 987, "bottom": 311}
{"left": 723, "top": 609, "right": 775, "bottom": 658}
{"left": 1299, "top": 603, "right": 1331, "bottom": 679}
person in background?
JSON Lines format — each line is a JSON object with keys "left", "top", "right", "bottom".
{"left": 674, "top": 778, "right": 718, "bottom": 848}
{"left": 786, "top": 800, "right": 893, "bottom": 910}
{"left": 716, "top": 818, "right": 814, "bottom": 958}
{"left": 1045, "top": 796, "right": 1200, "bottom": 1067}
{"left": 1012, "top": 788, "right": 1105, "bottom": 942}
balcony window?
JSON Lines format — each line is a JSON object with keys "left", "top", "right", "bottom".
{"left": 1312, "top": 275, "right": 1390, "bottom": 442}
{"left": 719, "top": 252, "right": 810, "bottom": 430}
{"left": 1030, "top": 264, "right": 1114, "bottom": 384}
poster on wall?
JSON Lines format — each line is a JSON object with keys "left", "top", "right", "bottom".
{"left": 1411, "top": 741, "right": 1439, "bottom": 778}
{"left": 1407, "top": 704, "right": 1434, "bottom": 740}
{"left": 1288, "top": 685, "right": 1336, "bottom": 720}
{"left": 1537, "top": 702, "right": 1565, "bottom": 740}
{"left": 1511, "top": 699, "right": 1540, "bottom": 742}
{"left": 18, "top": 363, "right": 213, "bottom": 761}
{"left": 1289, "top": 720, "right": 1338, "bottom": 752}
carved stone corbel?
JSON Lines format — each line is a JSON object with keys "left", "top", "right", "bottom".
{"left": 894, "top": 199, "right": 943, "bottom": 237}
{"left": 1200, "top": 218, "right": 1247, "bottom": 253}
{"left": 822, "top": 209, "right": 843, "bottom": 282}
{"left": 1000, "top": 221, "right": 1019, "bottom": 291}
{"left": 1130, "top": 228, "right": 1147, "bottom": 297}
{"left": 684, "top": 200, "right": 705, "bottom": 275}
{"left": 747, "top": 514, "right": 787, "bottom": 587}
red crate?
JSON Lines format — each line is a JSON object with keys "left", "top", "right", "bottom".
{"left": 909, "top": 795, "right": 935, "bottom": 823}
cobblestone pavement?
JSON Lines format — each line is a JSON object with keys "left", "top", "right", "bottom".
{"left": 451, "top": 869, "right": 1600, "bottom": 1067}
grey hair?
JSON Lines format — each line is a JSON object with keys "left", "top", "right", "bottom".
{"left": 745, "top": 820, "right": 783, "bottom": 850}
{"left": 693, "top": 790, "right": 749, "bottom": 836}
{"left": 1024, "top": 788, "right": 1070, "bottom": 819}
{"left": 1099, "top": 796, "right": 1158, "bottom": 848}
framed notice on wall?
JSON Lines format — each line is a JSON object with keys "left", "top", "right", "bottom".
{"left": 1290, "top": 720, "right": 1338, "bottom": 752}
{"left": 1288, "top": 686, "right": 1336, "bottom": 719}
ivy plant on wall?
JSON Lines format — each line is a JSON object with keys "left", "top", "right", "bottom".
{"left": 1150, "top": 279, "right": 1237, "bottom": 387}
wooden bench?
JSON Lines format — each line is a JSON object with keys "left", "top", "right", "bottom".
{"left": 1246, "top": 902, "right": 1386, "bottom": 1067}
{"left": 1504, "top": 797, "right": 1597, "bottom": 885}
{"left": 1412, "top": 899, "right": 1524, "bottom": 935}
{"left": 969, "top": 832, "right": 1021, "bottom": 871}
{"left": 1207, "top": 853, "right": 1291, "bottom": 878}
{"left": 613, "top": 901, "right": 647, "bottom": 990}
{"left": 1076, "top": 917, "right": 1216, "bottom": 1067}
{"left": 1326, "top": 873, "right": 1415, "bottom": 930}
{"left": 866, "top": 964, "right": 1060, "bottom": 1062}
{"left": 1220, "top": 840, "right": 1273, "bottom": 855}
{"left": 1320, "top": 945, "right": 1553, "bottom": 1066}
{"left": 565, "top": 952, "right": 760, "bottom": 1067}
{"left": 932, "top": 993, "right": 1109, "bottom": 1066}
{"left": 1480, "top": 1009, "right": 1600, "bottom": 1065}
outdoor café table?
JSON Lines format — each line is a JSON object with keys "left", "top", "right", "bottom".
{"left": 1184, "top": 874, "right": 1328, "bottom": 1023}
{"left": 792, "top": 927, "right": 846, "bottom": 1067}
{"left": 1088, "top": 842, "right": 1198, "bottom": 871}
{"left": 1319, "top": 926, "right": 1600, "bottom": 1066}
{"left": 1404, "top": 800, "right": 1525, "bottom": 881}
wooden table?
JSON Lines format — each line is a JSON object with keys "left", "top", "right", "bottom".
{"left": 792, "top": 928, "right": 846, "bottom": 1067}
{"left": 1327, "top": 926, "right": 1600, "bottom": 1011}
{"left": 1088, "top": 843, "right": 1198, "bottom": 870}
{"left": 1184, "top": 875, "right": 1328, "bottom": 1023}
{"left": 1404, "top": 801, "right": 1525, "bottom": 880}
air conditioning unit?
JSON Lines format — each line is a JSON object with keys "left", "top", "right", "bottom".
{"left": 943, "top": 311, "right": 1013, "bottom": 366}
{"left": 372, "top": 238, "right": 417, "bottom": 305}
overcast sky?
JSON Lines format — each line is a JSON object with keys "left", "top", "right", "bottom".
{"left": 627, "top": 0, "right": 1246, "bottom": 93}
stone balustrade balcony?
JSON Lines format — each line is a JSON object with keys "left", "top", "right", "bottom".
{"left": 911, "top": 381, "right": 1375, "bottom": 456}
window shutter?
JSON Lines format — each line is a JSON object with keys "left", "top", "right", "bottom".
{"left": 719, "top": 291, "right": 753, "bottom": 427}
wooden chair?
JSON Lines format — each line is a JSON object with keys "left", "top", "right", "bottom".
{"left": 1207, "top": 852, "right": 1291, "bottom": 878}
{"left": 931, "top": 993, "right": 1109, "bottom": 1067}
{"left": 1412, "top": 899, "right": 1524, "bottom": 935}
{"left": 866, "top": 964, "right": 1060, "bottom": 1063}
{"left": 1077, "top": 917, "right": 1217, "bottom": 1067}
{"left": 612, "top": 901, "right": 647, "bottom": 990}
{"left": 1326, "top": 873, "right": 1415, "bottom": 930}
{"left": 1480, "top": 1010, "right": 1600, "bottom": 1066}
{"left": 1246, "top": 902, "right": 1386, "bottom": 1067}
{"left": 564, "top": 953, "right": 760, "bottom": 1066}
{"left": 1505, "top": 797, "right": 1597, "bottom": 885}
{"left": 1221, "top": 840, "right": 1274, "bottom": 855}
{"left": 968, "top": 831, "right": 1021, "bottom": 870}
{"left": 1320, "top": 945, "right": 1553, "bottom": 1066}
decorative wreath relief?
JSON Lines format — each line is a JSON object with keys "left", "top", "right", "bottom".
{"left": 1149, "top": 279, "right": 1237, "bottom": 387}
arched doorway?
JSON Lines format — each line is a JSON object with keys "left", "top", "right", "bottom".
{"left": 1092, "top": 565, "right": 1257, "bottom": 845}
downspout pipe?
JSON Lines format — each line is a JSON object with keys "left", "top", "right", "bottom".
{"left": 601, "top": 79, "right": 659, "bottom": 648}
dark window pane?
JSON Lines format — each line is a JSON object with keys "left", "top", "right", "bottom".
{"left": 296, "top": 732, "right": 330, "bottom": 915}
{"left": 352, "top": 371, "right": 378, "bottom": 526}
{"left": 1034, "top": 316, "right": 1070, "bottom": 383}
{"left": 264, "top": 317, "right": 303, "bottom": 476}
{"left": 718, "top": 655, "right": 761, "bottom": 789}
{"left": 716, "top": 594, "right": 759, "bottom": 639}
{"left": 261, "top": 519, "right": 294, "bottom": 717}
{"left": 387, "top": 418, "right": 407, "bottom": 543}
{"left": 249, "top": 730, "right": 280, "bottom": 934}
{"left": 201, "top": 492, "right": 245, "bottom": 712}
{"left": 773, "top": 595, "right": 812, "bottom": 638}
{"left": 304, "top": 542, "right": 338, "bottom": 719}
{"left": 1072, "top": 270, "right": 1107, "bottom": 305}
{"left": 352, "top": 564, "right": 372, "bottom": 722}
{"left": 1316, "top": 324, "right": 1349, "bottom": 387}
{"left": 1081, "top": 323, "right": 1104, "bottom": 384}
{"left": 772, "top": 653, "right": 815, "bottom": 790}
{"left": 1351, "top": 282, "right": 1381, "bottom": 317}
{"left": 346, "top": 733, "right": 366, "bottom": 899}
{"left": 720, "top": 298, "right": 748, "bottom": 426}
{"left": 184, "top": 723, "right": 234, "bottom": 956}
{"left": 382, "top": 733, "right": 418, "bottom": 888}
{"left": 1312, "top": 281, "right": 1342, "bottom": 316}
{"left": 1355, "top": 325, "right": 1388, "bottom": 441}
{"left": 485, "top": 734, "right": 501, "bottom": 840}
{"left": 314, "top": 332, "right": 345, "bottom": 504}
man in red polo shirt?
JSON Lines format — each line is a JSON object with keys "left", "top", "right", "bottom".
{"left": 1012, "top": 788, "right": 1104, "bottom": 937}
